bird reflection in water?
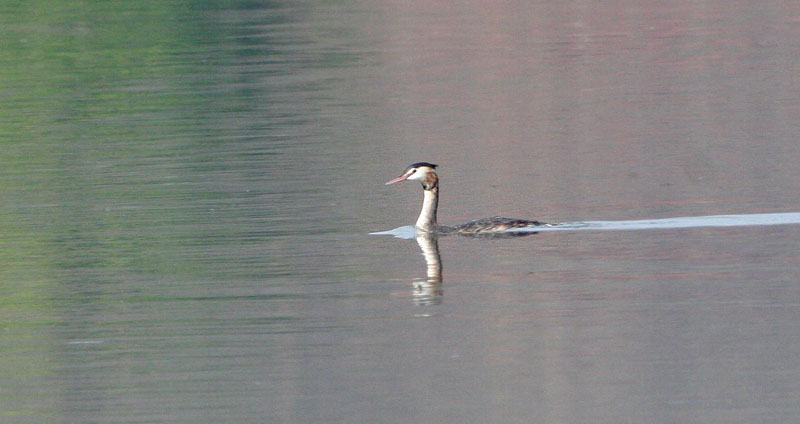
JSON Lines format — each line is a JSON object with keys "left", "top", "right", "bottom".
{"left": 409, "top": 229, "right": 539, "bottom": 306}
{"left": 412, "top": 231, "right": 443, "bottom": 305}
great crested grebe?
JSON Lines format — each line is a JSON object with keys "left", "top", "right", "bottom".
{"left": 385, "top": 162, "right": 547, "bottom": 235}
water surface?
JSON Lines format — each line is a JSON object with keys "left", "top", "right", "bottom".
{"left": 2, "top": 1, "right": 799, "bottom": 423}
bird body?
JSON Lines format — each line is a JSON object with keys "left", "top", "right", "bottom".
{"left": 385, "top": 163, "right": 545, "bottom": 235}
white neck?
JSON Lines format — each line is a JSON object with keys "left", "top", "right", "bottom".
{"left": 416, "top": 186, "right": 438, "bottom": 231}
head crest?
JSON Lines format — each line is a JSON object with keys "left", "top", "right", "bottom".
{"left": 407, "top": 162, "right": 438, "bottom": 170}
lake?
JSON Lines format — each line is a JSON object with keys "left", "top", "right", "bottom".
{"left": 2, "top": 1, "right": 799, "bottom": 423}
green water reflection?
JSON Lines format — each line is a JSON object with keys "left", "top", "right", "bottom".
{"left": 0, "top": 2, "right": 350, "bottom": 420}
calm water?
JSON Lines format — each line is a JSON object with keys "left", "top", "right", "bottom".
{"left": 2, "top": 1, "right": 800, "bottom": 423}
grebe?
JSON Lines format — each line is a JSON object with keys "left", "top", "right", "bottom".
{"left": 385, "top": 162, "right": 546, "bottom": 235}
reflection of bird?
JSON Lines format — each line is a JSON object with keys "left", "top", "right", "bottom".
{"left": 413, "top": 232, "right": 443, "bottom": 305}
{"left": 385, "top": 162, "right": 546, "bottom": 235}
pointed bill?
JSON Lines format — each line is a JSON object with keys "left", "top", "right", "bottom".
{"left": 385, "top": 173, "right": 411, "bottom": 185}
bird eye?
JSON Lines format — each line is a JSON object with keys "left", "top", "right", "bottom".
{"left": 410, "top": 169, "right": 416, "bottom": 173}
